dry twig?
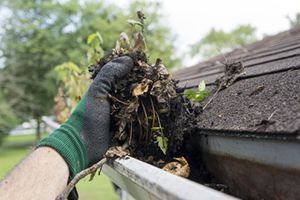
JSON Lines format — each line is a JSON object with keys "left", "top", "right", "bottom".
{"left": 55, "top": 158, "right": 108, "bottom": 200}
{"left": 149, "top": 96, "right": 156, "bottom": 143}
{"left": 140, "top": 99, "right": 148, "bottom": 140}
{"left": 136, "top": 115, "right": 143, "bottom": 141}
{"left": 203, "top": 87, "right": 221, "bottom": 110}
{"left": 56, "top": 143, "right": 129, "bottom": 200}
{"left": 129, "top": 121, "right": 133, "bottom": 145}
{"left": 108, "top": 94, "right": 131, "bottom": 105}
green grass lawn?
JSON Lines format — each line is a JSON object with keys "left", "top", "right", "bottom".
{"left": 2, "top": 133, "right": 49, "bottom": 143}
{"left": 0, "top": 134, "right": 120, "bottom": 200}
{"left": 0, "top": 146, "right": 33, "bottom": 178}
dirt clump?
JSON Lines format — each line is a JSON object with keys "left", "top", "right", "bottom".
{"left": 89, "top": 50, "right": 201, "bottom": 165}
{"left": 215, "top": 60, "right": 245, "bottom": 90}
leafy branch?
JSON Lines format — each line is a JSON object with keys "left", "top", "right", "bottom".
{"left": 54, "top": 32, "right": 103, "bottom": 123}
{"left": 119, "top": 11, "right": 147, "bottom": 53}
{"left": 87, "top": 31, "right": 104, "bottom": 64}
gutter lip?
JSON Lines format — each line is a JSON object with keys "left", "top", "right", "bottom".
{"left": 42, "top": 116, "right": 238, "bottom": 199}
{"left": 103, "top": 156, "right": 239, "bottom": 200}
{"left": 197, "top": 128, "right": 300, "bottom": 141}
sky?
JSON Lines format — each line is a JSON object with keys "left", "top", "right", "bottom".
{"left": 110, "top": 0, "right": 300, "bottom": 67}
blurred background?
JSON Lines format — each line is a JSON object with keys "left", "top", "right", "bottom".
{"left": 0, "top": 0, "right": 299, "bottom": 199}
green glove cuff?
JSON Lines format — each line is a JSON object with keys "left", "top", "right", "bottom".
{"left": 36, "top": 93, "right": 90, "bottom": 178}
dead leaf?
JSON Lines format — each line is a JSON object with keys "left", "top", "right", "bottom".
{"left": 104, "top": 146, "right": 130, "bottom": 159}
{"left": 89, "top": 170, "right": 97, "bottom": 181}
{"left": 156, "top": 63, "right": 169, "bottom": 79}
{"left": 150, "top": 60, "right": 177, "bottom": 103}
{"left": 157, "top": 159, "right": 165, "bottom": 164}
{"left": 110, "top": 104, "right": 116, "bottom": 115}
{"left": 138, "top": 60, "right": 152, "bottom": 72}
{"left": 150, "top": 79, "right": 177, "bottom": 103}
{"left": 137, "top": 11, "right": 145, "bottom": 20}
{"left": 223, "top": 61, "right": 244, "bottom": 76}
{"left": 216, "top": 61, "right": 244, "bottom": 90}
{"left": 132, "top": 65, "right": 142, "bottom": 71}
{"left": 142, "top": 78, "right": 153, "bottom": 85}
{"left": 162, "top": 156, "right": 190, "bottom": 178}
{"left": 159, "top": 108, "right": 169, "bottom": 114}
{"left": 117, "top": 118, "right": 127, "bottom": 135}
{"left": 132, "top": 83, "right": 149, "bottom": 96}
{"left": 138, "top": 60, "right": 154, "bottom": 77}
{"left": 132, "top": 78, "right": 153, "bottom": 97}
{"left": 147, "top": 156, "right": 153, "bottom": 162}
{"left": 115, "top": 41, "right": 121, "bottom": 51}
{"left": 133, "top": 32, "right": 147, "bottom": 52}
{"left": 125, "top": 97, "right": 139, "bottom": 113}
{"left": 120, "top": 32, "right": 131, "bottom": 50}
{"left": 118, "top": 98, "right": 139, "bottom": 133}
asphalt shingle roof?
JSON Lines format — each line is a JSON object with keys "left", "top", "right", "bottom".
{"left": 173, "top": 25, "right": 300, "bottom": 138}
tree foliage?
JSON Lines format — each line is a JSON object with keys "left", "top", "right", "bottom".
{"left": 0, "top": 93, "right": 19, "bottom": 145}
{"left": 287, "top": 13, "right": 300, "bottom": 28}
{"left": 0, "top": 0, "right": 180, "bottom": 140}
{"left": 190, "top": 24, "right": 257, "bottom": 59}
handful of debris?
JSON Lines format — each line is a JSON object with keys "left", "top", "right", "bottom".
{"left": 89, "top": 49, "right": 201, "bottom": 166}
{"left": 86, "top": 11, "right": 204, "bottom": 180}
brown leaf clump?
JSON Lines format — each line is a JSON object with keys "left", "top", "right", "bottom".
{"left": 89, "top": 50, "right": 202, "bottom": 165}
{"left": 104, "top": 146, "right": 130, "bottom": 159}
{"left": 162, "top": 156, "right": 190, "bottom": 178}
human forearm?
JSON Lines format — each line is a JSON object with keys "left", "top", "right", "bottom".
{"left": 0, "top": 147, "right": 69, "bottom": 200}
{"left": 0, "top": 57, "right": 133, "bottom": 199}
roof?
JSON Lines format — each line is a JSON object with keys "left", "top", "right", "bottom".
{"left": 172, "top": 25, "right": 300, "bottom": 139}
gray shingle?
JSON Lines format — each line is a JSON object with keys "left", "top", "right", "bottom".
{"left": 173, "top": 25, "right": 300, "bottom": 136}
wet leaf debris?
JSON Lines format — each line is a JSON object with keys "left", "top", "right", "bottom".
{"left": 89, "top": 50, "right": 202, "bottom": 167}
{"left": 162, "top": 156, "right": 190, "bottom": 178}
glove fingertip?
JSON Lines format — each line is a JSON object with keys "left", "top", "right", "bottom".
{"left": 111, "top": 56, "right": 133, "bottom": 73}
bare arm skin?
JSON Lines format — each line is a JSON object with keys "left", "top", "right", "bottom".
{"left": 0, "top": 57, "right": 133, "bottom": 200}
{"left": 0, "top": 147, "right": 69, "bottom": 200}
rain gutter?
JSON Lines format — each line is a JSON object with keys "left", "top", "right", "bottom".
{"left": 42, "top": 116, "right": 239, "bottom": 200}
{"left": 193, "top": 132, "right": 300, "bottom": 199}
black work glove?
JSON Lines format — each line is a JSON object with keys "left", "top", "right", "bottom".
{"left": 37, "top": 56, "right": 133, "bottom": 178}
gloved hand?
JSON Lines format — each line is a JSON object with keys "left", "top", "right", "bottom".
{"left": 37, "top": 56, "right": 133, "bottom": 178}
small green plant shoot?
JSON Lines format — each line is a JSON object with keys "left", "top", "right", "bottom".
{"left": 152, "top": 112, "right": 168, "bottom": 155}
{"left": 185, "top": 80, "right": 211, "bottom": 101}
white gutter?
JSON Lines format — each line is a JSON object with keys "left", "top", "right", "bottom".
{"left": 42, "top": 116, "right": 239, "bottom": 200}
{"left": 196, "top": 134, "right": 300, "bottom": 170}
{"left": 102, "top": 157, "right": 239, "bottom": 200}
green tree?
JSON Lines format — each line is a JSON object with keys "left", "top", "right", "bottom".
{"left": 191, "top": 24, "right": 257, "bottom": 59}
{"left": 287, "top": 13, "right": 300, "bottom": 28}
{"left": 0, "top": 0, "right": 180, "bottom": 141}
{"left": 0, "top": 93, "right": 19, "bottom": 145}
{"left": 0, "top": 0, "right": 123, "bottom": 141}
